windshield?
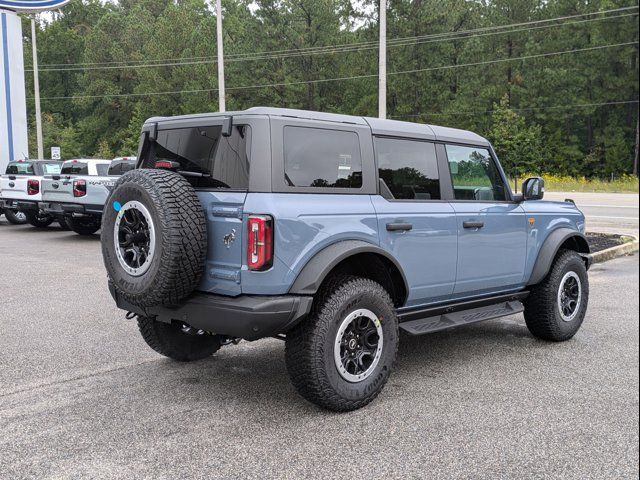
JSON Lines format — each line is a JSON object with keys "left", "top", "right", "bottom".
{"left": 6, "top": 162, "right": 34, "bottom": 175}
{"left": 61, "top": 161, "right": 89, "bottom": 175}
{"left": 140, "top": 124, "right": 251, "bottom": 189}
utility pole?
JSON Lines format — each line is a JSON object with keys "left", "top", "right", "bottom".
{"left": 634, "top": 116, "right": 639, "bottom": 176}
{"left": 215, "top": 0, "right": 226, "bottom": 112}
{"left": 31, "top": 15, "right": 43, "bottom": 159}
{"left": 378, "top": 0, "right": 386, "bottom": 119}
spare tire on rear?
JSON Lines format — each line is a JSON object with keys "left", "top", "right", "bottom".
{"left": 101, "top": 169, "right": 207, "bottom": 308}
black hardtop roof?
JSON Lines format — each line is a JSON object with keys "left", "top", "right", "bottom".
{"left": 145, "top": 107, "right": 490, "bottom": 146}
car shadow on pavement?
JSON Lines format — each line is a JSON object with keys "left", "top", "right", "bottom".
{"left": 119, "top": 315, "right": 541, "bottom": 416}
{"left": 50, "top": 233, "right": 101, "bottom": 242}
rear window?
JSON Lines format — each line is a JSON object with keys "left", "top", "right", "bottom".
{"left": 142, "top": 124, "right": 251, "bottom": 189}
{"left": 6, "top": 162, "right": 34, "bottom": 175}
{"left": 284, "top": 127, "right": 362, "bottom": 189}
{"left": 108, "top": 161, "right": 135, "bottom": 176}
{"left": 42, "top": 163, "right": 62, "bottom": 175}
{"left": 96, "top": 164, "right": 110, "bottom": 176}
{"left": 61, "top": 161, "right": 89, "bottom": 175}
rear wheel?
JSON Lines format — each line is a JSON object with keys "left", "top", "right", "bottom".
{"left": 524, "top": 250, "right": 589, "bottom": 342}
{"left": 66, "top": 216, "right": 101, "bottom": 236}
{"left": 285, "top": 276, "right": 399, "bottom": 411}
{"left": 4, "top": 209, "right": 27, "bottom": 225}
{"left": 138, "top": 316, "right": 223, "bottom": 362}
{"left": 25, "top": 211, "right": 54, "bottom": 228}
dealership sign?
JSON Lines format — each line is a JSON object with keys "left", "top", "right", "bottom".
{"left": 0, "top": 0, "right": 70, "bottom": 12}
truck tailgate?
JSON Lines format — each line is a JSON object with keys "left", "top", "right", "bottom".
{"left": 41, "top": 176, "right": 75, "bottom": 203}
{"left": 0, "top": 176, "right": 31, "bottom": 200}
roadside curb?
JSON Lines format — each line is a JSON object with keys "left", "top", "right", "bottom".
{"left": 591, "top": 234, "right": 639, "bottom": 264}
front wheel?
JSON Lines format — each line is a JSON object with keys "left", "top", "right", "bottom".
{"left": 4, "top": 209, "right": 27, "bottom": 225}
{"left": 66, "top": 216, "right": 101, "bottom": 236}
{"left": 138, "top": 316, "right": 223, "bottom": 362}
{"left": 285, "top": 276, "right": 399, "bottom": 411}
{"left": 524, "top": 250, "right": 589, "bottom": 342}
{"left": 25, "top": 211, "right": 54, "bottom": 228}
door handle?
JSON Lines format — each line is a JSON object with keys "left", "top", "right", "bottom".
{"left": 386, "top": 222, "right": 413, "bottom": 232}
{"left": 463, "top": 221, "right": 484, "bottom": 229}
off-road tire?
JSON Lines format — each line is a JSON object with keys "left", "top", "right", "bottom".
{"left": 4, "top": 209, "right": 27, "bottom": 225}
{"left": 101, "top": 169, "right": 207, "bottom": 308}
{"left": 138, "top": 316, "right": 222, "bottom": 361}
{"left": 285, "top": 276, "right": 399, "bottom": 411}
{"left": 66, "top": 216, "right": 101, "bottom": 236}
{"left": 25, "top": 210, "right": 54, "bottom": 228}
{"left": 524, "top": 250, "right": 589, "bottom": 342}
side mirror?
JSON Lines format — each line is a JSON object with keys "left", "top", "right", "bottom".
{"left": 522, "top": 176, "right": 545, "bottom": 201}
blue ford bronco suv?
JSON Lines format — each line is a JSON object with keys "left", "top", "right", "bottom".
{"left": 101, "top": 107, "right": 591, "bottom": 411}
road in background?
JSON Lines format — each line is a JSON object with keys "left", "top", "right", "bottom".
{"left": 545, "top": 192, "right": 639, "bottom": 236}
{"left": 0, "top": 222, "right": 638, "bottom": 479}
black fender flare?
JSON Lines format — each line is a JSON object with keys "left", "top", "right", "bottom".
{"left": 527, "top": 228, "right": 591, "bottom": 286}
{"left": 288, "top": 240, "right": 409, "bottom": 302}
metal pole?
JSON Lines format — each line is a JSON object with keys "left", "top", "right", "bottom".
{"left": 378, "top": 0, "right": 387, "bottom": 119}
{"left": 31, "top": 15, "right": 43, "bottom": 159}
{"left": 215, "top": 0, "right": 226, "bottom": 113}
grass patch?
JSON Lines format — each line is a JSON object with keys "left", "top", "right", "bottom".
{"left": 516, "top": 174, "right": 638, "bottom": 193}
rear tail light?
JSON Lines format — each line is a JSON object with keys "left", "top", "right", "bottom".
{"left": 27, "top": 179, "right": 39, "bottom": 195}
{"left": 247, "top": 215, "right": 273, "bottom": 271}
{"left": 73, "top": 179, "right": 87, "bottom": 197}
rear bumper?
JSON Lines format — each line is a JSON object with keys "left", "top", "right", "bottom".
{"left": 108, "top": 281, "right": 313, "bottom": 341}
{"left": 40, "top": 201, "right": 103, "bottom": 216}
{"left": 0, "top": 199, "right": 38, "bottom": 211}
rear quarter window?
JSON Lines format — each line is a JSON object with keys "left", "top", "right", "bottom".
{"left": 283, "top": 126, "right": 363, "bottom": 189}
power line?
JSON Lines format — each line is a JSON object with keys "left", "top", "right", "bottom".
{"left": 28, "top": 5, "right": 639, "bottom": 72}
{"left": 390, "top": 100, "right": 640, "bottom": 118}
{"left": 28, "top": 12, "right": 639, "bottom": 72}
{"left": 33, "top": 41, "right": 638, "bottom": 101}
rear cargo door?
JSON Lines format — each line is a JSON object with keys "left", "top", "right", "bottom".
{"left": 140, "top": 119, "right": 253, "bottom": 296}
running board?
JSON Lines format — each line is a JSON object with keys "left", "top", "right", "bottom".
{"left": 399, "top": 300, "right": 524, "bottom": 336}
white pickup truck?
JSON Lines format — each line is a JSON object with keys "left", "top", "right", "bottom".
{"left": 0, "top": 160, "right": 65, "bottom": 228}
{"left": 40, "top": 158, "right": 136, "bottom": 235}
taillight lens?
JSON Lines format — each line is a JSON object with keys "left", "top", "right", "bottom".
{"left": 247, "top": 215, "right": 273, "bottom": 271}
{"left": 73, "top": 179, "right": 87, "bottom": 197}
{"left": 27, "top": 179, "right": 39, "bottom": 195}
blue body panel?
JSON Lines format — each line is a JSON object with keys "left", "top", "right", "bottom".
{"left": 196, "top": 191, "right": 247, "bottom": 296}
{"left": 520, "top": 200, "right": 586, "bottom": 283}
{"left": 371, "top": 196, "right": 458, "bottom": 307}
{"left": 451, "top": 202, "right": 527, "bottom": 295}
{"left": 240, "top": 193, "right": 379, "bottom": 295}
{"left": 196, "top": 193, "right": 585, "bottom": 308}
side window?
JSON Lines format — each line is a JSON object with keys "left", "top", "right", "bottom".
{"left": 374, "top": 137, "right": 440, "bottom": 200}
{"left": 446, "top": 145, "right": 507, "bottom": 201}
{"left": 284, "top": 126, "right": 362, "bottom": 189}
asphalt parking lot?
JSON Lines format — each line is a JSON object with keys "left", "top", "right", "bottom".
{"left": 1, "top": 220, "right": 638, "bottom": 480}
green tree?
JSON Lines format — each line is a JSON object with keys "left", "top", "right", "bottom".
{"left": 487, "top": 95, "right": 543, "bottom": 179}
